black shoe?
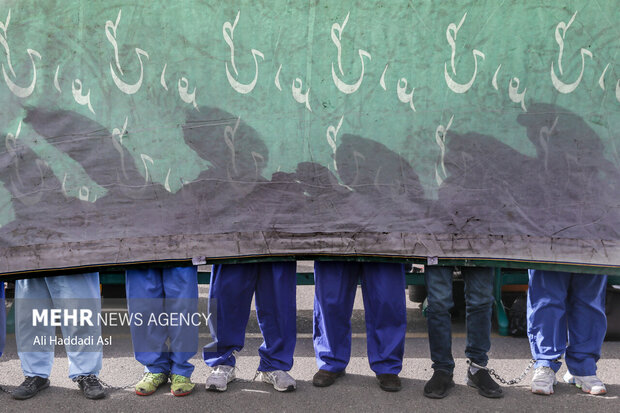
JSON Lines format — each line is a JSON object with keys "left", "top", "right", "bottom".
{"left": 74, "top": 374, "right": 106, "bottom": 400}
{"left": 423, "top": 370, "right": 455, "bottom": 399}
{"left": 312, "top": 369, "right": 345, "bottom": 387}
{"left": 12, "top": 376, "right": 50, "bottom": 400}
{"left": 377, "top": 374, "right": 401, "bottom": 392}
{"left": 467, "top": 368, "right": 504, "bottom": 398}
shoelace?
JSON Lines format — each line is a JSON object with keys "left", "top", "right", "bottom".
{"left": 23, "top": 377, "right": 41, "bottom": 390}
{"left": 75, "top": 374, "right": 101, "bottom": 387}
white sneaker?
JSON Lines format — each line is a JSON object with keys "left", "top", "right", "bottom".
{"left": 259, "top": 370, "right": 297, "bottom": 392}
{"left": 564, "top": 371, "right": 607, "bottom": 395}
{"left": 531, "top": 366, "right": 557, "bottom": 395}
{"left": 205, "top": 365, "right": 235, "bottom": 392}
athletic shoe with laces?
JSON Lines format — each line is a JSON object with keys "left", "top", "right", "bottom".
{"left": 170, "top": 374, "right": 195, "bottom": 397}
{"left": 531, "top": 366, "right": 557, "bottom": 395}
{"left": 563, "top": 371, "right": 607, "bottom": 395}
{"left": 205, "top": 365, "right": 235, "bottom": 392}
{"left": 258, "top": 370, "right": 296, "bottom": 392}
{"left": 12, "top": 376, "right": 50, "bottom": 400}
{"left": 135, "top": 372, "right": 168, "bottom": 396}
{"left": 74, "top": 374, "right": 106, "bottom": 399}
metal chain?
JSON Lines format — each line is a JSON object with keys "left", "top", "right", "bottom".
{"left": 95, "top": 374, "right": 144, "bottom": 391}
{"left": 0, "top": 383, "right": 13, "bottom": 394}
{"left": 488, "top": 359, "right": 536, "bottom": 385}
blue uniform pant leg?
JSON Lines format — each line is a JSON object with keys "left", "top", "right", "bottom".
{"left": 163, "top": 266, "right": 199, "bottom": 377}
{"left": 565, "top": 273, "right": 607, "bottom": 376}
{"left": 203, "top": 264, "right": 256, "bottom": 368}
{"left": 46, "top": 274, "right": 103, "bottom": 379}
{"left": 360, "top": 263, "right": 406, "bottom": 375}
{"left": 462, "top": 267, "right": 494, "bottom": 367}
{"left": 126, "top": 268, "right": 171, "bottom": 375}
{"left": 313, "top": 261, "right": 358, "bottom": 373}
{"left": 0, "top": 282, "right": 5, "bottom": 358}
{"left": 424, "top": 266, "right": 455, "bottom": 374}
{"left": 527, "top": 270, "right": 570, "bottom": 372}
{"left": 255, "top": 262, "right": 297, "bottom": 372}
{"left": 15, "top": 278, "right": 55, "bottom": 378}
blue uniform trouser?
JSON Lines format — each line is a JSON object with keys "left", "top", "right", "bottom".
{"left": 126, "top": 266, "right": 198, "bottom": 377}
{"left": 425, "top": 266, "right": 494, "bottom": 374}
{"left": 203, "top": 262, "right": 297, "bottom": 372}
{"left": 15, "top": 274, "right": 102, "bottom": 379}
{"left": 0, "top": 283, "right": 5, "bottom": 358}
{"left": 313, "top": 261, "right": 406, "bottom": 375}
{"left": 527, "top": 270, "right": 607, "bottom": 376}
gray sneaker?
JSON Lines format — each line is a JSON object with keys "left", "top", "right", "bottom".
{"left": 259, "top": 370, "right": 296, "bottom": 392}
{"left": 205, "top": 365, "right": 235, "bottom": 392}
{"left": 531, "top": 366, "right": 557, "bottom": 395}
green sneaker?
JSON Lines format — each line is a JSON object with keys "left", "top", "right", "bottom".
{"left": 170, "top": 374, "right": 195, "bottom": 397}
{"left": 135, "top": 372, "right": 168, "bottom": 396}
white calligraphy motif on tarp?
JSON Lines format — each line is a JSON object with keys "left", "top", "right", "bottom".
{"left": 224, "top": 117, "right": 241, "bottom": 175}
{"left": 331, "top": 12, "right": 371, "bottom": 94}
{"left": 106, "top": 10, "right": 149, "bottom": 95}
{"left": 72, "top": 79, "right": 95, "bottom": 114}
{"left": 54, "top": 66, "right": 62, "bottom": 93}
{"left": 292, "top": 78, "right": 312, "bottom": 111}
{"left": 178, "top": 77, "right": 198, "bottom": 110}
{"left": 380, "top": 64, "right": 388, "bottom": 90}
{"left": 598, "top": 64, "right": 610, "bottom": 90}
{"left": 160, "top": 64, "right": 169, "bottom": 91}
{"left": 1, "top": 11, "right": 41, "bottom": 99}
{"left": 111, "top": 116, "right": 129, "bottom": 180}
{"left": 492, "top": 65, "right": 502, "bottom": 90}
{"left": 396, "top": 78, "right": 416, "bottom": 111}
{"left": 435, "top": 115, "right": 453, "bottom": 186}
{"left": 508, "top": 77, "right": 527, "bottom": 112}
{"left": 140, "top": 153, "right": 154, "bottom": 183}
{"left": 326, "top": 115, "right": 344, "bottom": 172}
{"left": 224, "top": 11, "right": 264, "bottom": 94}
{"left": 616, "top": 79, "right": 620, "bottom": 102}
{"left": 444, "top": 13, "right": 485, "bottom": 94}
{"left": 274, "top": 64, "right": 283, "bottom": 91}
{"left": 550, "top": 11, "right": 592, "bottom": 94}
{"left": 164, "top": 168, "right": 172, "bottom": 192}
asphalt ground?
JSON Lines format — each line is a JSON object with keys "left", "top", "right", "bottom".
{"left": 0, "top": 284, "right": 619, "bottom": 413}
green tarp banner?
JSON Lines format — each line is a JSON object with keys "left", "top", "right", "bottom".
{"left": 0, "top": 0, "right": 618, "bottom": 275}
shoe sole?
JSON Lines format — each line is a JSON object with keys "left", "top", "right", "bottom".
{"left": 272, "top": 384, "right": 296, "bottom": 392}
{"left": 423, "top": 382, "right": 454, "bottom": 399}
{"left": 135, "top": 390, "right": 156, "bottom": 396}
{"left": 312, "top": 371, "right": 345, "bottom": 387}
{"left": 467, "top": 378, "right": 504, "bottom": 398}
{"left": 172, "top": 389, "right": 194, "bottom": 397}
{"left": 12, "top": 381, "right": 50, "bottom": 400}
{"left": 531, "top": 389, "right": 553, "bottom": 396}
{"left": 206, "top": 384, "right": 228, "bottom": 392}
{"left": 575, "top": 384, "right": 607, "bottom": 395}
{"left": 84, "top": 391, "right": 106, "bottom": 400}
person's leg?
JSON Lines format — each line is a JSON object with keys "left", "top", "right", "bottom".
{"left": 126, "top": 268, "right": 171, "bottom": 375}
{"left": 527, "top": 270, "right": 570, "bottom": 372}
{"left": 424, "top": 266, "right": 455, "bottom": 374}
{"left": 565, "top": 273, "right": 607, "bottom": 376}
{"left": 359, "top": 263, "right": 406, "bottom": 375}
{"left": 313, "top": 261, "right": 358, "bottom": 374}
{"left": 15, "top": 277, "right": 55, "bottom": 378}
{"left": 255, "top": 262, "right": 297, "bottom": 372}
{"left": 162, "top": 266, "right": 199, "bottom": 378}
{"left": 560, "top": 273, "right": 608, "bottom": 395}
{"left": 461, "top": 267, "right": 494, "bottom": 367}
{"left": 462, "top": 267, "right": 503, "bottom": 398}
{"left": 46, "top": 273, "right": 103, "bottom": 380}
{"left": 203, "top": 264, "right": 256, "bottom": 367}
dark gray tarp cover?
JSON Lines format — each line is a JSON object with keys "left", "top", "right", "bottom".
{"left": 0, "top": 0, "right": 619, "bottom": 275}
